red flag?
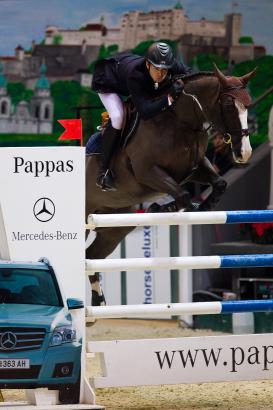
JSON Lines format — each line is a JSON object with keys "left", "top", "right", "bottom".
{"left": 58, "top": 119, "right": 83, "bottom": 146}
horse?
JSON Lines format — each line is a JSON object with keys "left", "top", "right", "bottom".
{"left": 86, "top": 65, "right": 256, "bottom": 305}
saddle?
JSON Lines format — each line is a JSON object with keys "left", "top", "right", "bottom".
{"left": 86, "top": 99, "right": 139, "bottom": 155}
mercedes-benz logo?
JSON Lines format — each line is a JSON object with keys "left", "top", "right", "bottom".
{"left": 33, "top": 197, "right": 55, "bottom": 222}
{"left": 0, "top": 331, "right": 17, "bottom": 350}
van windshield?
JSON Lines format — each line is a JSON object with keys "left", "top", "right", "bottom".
{"left": 0, "top": 268, "right": 62, "bottom": 306}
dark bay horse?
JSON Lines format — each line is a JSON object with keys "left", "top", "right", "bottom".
{"left": 86, "top": 65, "right": 256, "bottom": 305}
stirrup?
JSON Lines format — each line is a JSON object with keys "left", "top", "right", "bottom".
{"left": 96, "top": 169, "right": 117, "bottom": 192}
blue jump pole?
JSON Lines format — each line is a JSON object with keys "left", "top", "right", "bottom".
{"left": 221, "top": 299, "right": 273, "bottom": 313}
{"left": 220, "top": 254, "right": 273, "bottom": 268}
{"left": 226, "top": 210, "right": 273, "bottom": 223}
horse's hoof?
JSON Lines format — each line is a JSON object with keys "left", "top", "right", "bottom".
{"left": 184, "top": 202, "right": 200, "bottom": 212}
{"left": 86, "top": 318, "right": 97, "bottom": 327}
{"left": 160, "top": 201, "right": 178, "bottom": 212}
{"left": 147, "top": 202, "right": 161, "bottom": 213}
{"left": 91, "top": 290, "right": 106, "bottom": 306}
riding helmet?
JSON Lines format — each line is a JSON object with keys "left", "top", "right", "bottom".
{"left": 146, "top": 42, "right": 174, "bottom": 69}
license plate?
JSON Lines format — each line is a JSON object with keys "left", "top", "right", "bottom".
{"left": 0, "top": 359, "right": 30, "bottom": 369}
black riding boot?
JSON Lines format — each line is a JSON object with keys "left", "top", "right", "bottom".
{"left": 96, "top": 123, "right": 120, "bottom": 191}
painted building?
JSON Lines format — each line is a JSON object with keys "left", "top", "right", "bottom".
{"left": 0, "top": 63, "right": 53, "bottom": 134}
{"left": 45, "top": 23, "right": 120, "bottom": 49}
{"left": 1, "top": 42, "right": 98, "bottom": 88}
{"left": 119, "top": 2, "right": 189, "bottom": 50}
{"left": 44, "top": 1, "right": 240, "bottom": 52}
{"left": 0, "top": 2, "right": 264, "bottom": 88}
{"left": 32, "top": 42, "right": 99, "bottom": 85}
{"left": 0, "top": 45, "right": 41, "bottom": 86}
{"left": 43, "top": 1, "right": 262, "bottom": 64}
{"left": 176, "top": 12, "right": 258, "bottom": 64}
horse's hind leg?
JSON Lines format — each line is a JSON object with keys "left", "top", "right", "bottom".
{"left": 189, "top": 157, "right": 227, "bottom": 211}
{"left": 86, "top": 225, "right": 135, "bottom": 305}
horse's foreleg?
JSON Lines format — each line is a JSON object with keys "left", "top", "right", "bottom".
{"left": 190, "top": 157, "right": 227, "bottom": 211}
{"left": 86, "top": 225, "right": 135, "bottom": 305}
{"left": 133, "top": 164, "right": 192, "bottom": 211}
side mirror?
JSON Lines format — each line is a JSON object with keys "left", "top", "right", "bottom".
{"left": 67, "top": 298, "right": 84, "bottom": 310}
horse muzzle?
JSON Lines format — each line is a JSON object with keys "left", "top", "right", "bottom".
{"left": 232, "top": 135, "right": 252, "bottom": 163}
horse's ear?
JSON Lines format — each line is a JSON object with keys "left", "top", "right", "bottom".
{"left": 238, "top": 67, "right": 258, "bottom": 85}
{"left": 213, "top": 63, "right": 228, "bottom": 86}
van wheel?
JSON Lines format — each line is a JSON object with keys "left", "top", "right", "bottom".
{"left": 59, "top": 373, "right": 80, "bottom": 404}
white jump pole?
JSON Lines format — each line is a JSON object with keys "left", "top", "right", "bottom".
{"left": 86, "top": 210, "right": 273, "bottom": 229}
{"left": 86, "top": 255, "right": 221, "bottom": 272}
{"left": 86, "top": 254, "right": 273, "bottom": 273}
{"left": 86, "top": 298, "right": 273, "bottom": 319}
{"left": 87, "top": 301, "right": 221, "bottom": 318}
{"left": 87, "top": 211, "right": 227, "bottom": 229}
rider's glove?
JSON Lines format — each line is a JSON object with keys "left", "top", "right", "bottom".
{"left": 169, "top": 80, "right": 184, "bottom": 100}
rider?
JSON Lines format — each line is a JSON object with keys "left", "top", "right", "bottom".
{"left": 92, "top": 41, "right": 193, "bottom": 191}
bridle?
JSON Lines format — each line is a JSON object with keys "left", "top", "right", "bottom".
{"left": 222, "top": 128, "right": 249, "bottom": 146}
{"left": 180, "top": 87, "right": 249, "bottom": 149}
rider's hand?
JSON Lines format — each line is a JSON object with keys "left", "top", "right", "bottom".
{"left": 169, "top": 80, "right": 184, "bottom": 101}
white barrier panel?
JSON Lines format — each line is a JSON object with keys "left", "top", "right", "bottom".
{"left": 0, "top": 148, "right": 85, "bottom": 301}
{"left": 89, "top": 333, "right": 273, "bottom": 388}
{"left": 0, "top": 148, "right": 100, "bottom": 408}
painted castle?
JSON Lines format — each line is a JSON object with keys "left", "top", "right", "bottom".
{"left": 0, "top": 2, "right": 265, "bottom": 91}
{"left": 44, "top": 1, "right": 262, "bottom": 64}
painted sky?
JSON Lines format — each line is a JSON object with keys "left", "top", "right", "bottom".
{"left": 0, "top": 0, "right": 272, "bottom": 55}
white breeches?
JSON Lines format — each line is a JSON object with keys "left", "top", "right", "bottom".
{"left": 98, "top": 93, "right": 124, "bottom": 130}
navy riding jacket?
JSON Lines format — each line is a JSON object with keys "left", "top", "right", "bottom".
{"left": 92, "top": 53, "right": 192, "bottom": 120}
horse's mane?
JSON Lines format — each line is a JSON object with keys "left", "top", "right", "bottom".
{"left": 175, "top": 71, "right": 215, "bottom": 83}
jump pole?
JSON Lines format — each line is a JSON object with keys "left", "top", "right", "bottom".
{"left": 86, "top": 254, "right": 273, "bottom": 273}
{"left": 86, "top": 210, "right": 273, "bottom": 229}
{"left": 87, "top": 299, "right": 273, "bottom": 319}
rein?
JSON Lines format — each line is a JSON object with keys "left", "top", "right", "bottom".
{"left": 181, "top": 89, "right": 212, "bottom": 133}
